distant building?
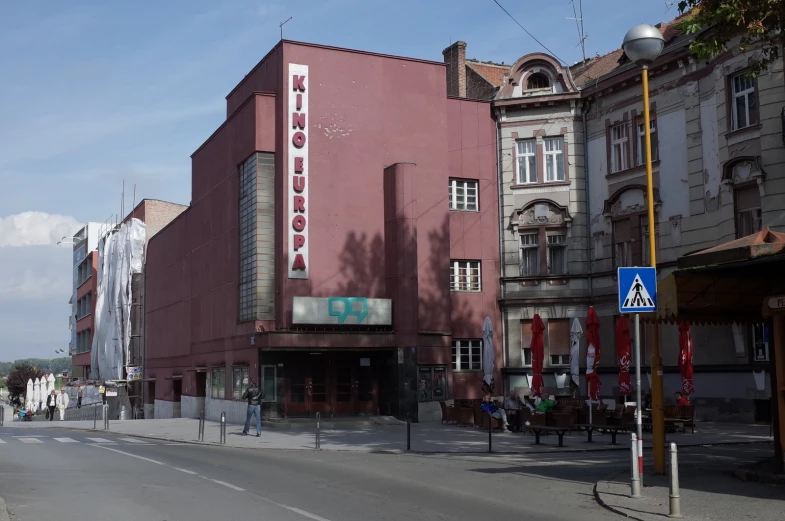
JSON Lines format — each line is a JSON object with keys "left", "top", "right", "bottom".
{"left": 70, "top": 222, "right": 102, "bottom": 379}
{"left": 443, "top": 41, "right": 508, "bottom": 100}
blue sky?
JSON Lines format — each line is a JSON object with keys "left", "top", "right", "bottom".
{"left": 0, "top": 0, "right": 675, "bottom": 360}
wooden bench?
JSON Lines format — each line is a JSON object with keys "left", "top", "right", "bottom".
{"left": 576, "top": 423, "right": 630, "bottom": 445}
{"left": 664, "top": 404, "right": 695, "bottom": 433}
{"left": 520, "top": 424, "right": 570, "bottom": 447}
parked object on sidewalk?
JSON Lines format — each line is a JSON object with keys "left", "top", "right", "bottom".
{"left": 668, "top": 443, "right": 682, "bottom": 518}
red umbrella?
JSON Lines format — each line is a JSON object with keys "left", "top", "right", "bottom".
{"left": 616, "top": 316, "right": 632, "bottom": 396}
{"left": 585, "top": 307, "right": 602, "bottom": 401}
{"left": 678, "top": 323, "right": 694, "bottom": 396}
{"left": 530, "top": 314, "right": 545, "bottom": 397}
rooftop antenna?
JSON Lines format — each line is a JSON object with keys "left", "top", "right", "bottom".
{"left": 280, "top": 17, "right": 292, "bottom": 40}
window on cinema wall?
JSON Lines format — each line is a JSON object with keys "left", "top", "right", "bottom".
{"left": 232, "top": 366, "right": 249, "bottom": 401}
{"left": 210, "top": 367, "right": 225, "bottom": 400}
{"left": 418, "top": 366, "right": 447, "bottom": 402}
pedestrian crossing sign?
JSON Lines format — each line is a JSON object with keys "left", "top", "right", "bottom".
{"left": 618, "top": 267, "right": 657, "bottom": 313}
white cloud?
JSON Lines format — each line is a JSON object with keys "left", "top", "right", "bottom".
{"left": 0, "top": 211, "right": 82, "bottom": 247}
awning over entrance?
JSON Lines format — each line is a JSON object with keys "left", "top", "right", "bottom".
{"left": 647, "top": 227, "right": 785, "bottom": 324}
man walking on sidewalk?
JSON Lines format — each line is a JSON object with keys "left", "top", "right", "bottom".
{"left": 46, "top": 390, "right": 57, "bottom": 421}
{"left": 56, "top": 388, "right": 70, "bottom": 421}
{"left": 241, "top": 379, "right": 264, "bottom": 437}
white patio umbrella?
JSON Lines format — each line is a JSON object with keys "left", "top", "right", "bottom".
{"left": 33, "top": 378, "right": 41, "bottom": 412}
{"left": 569, "top": 318, "right": 583, "bottom": 392}
{"left": 482, "top": 317, "right": 495, "bottom": 392}
{"left": 26, "top": 379, "right": 33, "bottom": 409}
{"left": 47, "top": 373, "right": 56, "bottom": 395}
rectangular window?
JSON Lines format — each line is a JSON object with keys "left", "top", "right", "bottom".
{"left": 637, "top": 120, "right": 659, "bottom": 165}
{"left": 521, "top": 321, "right": 533, "bottom": 367}
{"left": 262, "top": 366, "right": 276, "bottom": 402}
{"left": 232, "top": 367, "right": 249, "bottom": 401}
{"left": 614, "top": 219, "right": 634, "bottom": 267}
{"left": 450, "top": 260, "right": 481, "bottom": 292}
{"left": 449, "top": 179, "right": 478, "bottom": 211}
{"left": 547, "top": 234, "right": 567, "bottom": 275}
{"left": 519, "top": 233, "right": 539, "bottom": 276}
{"left": 731, "top": 73, "right": 758, "bottom": 130}
{"left": 735, "top": 185, "right": 762, "bottom": 238}
{"left": 610, "top": 123, "right": 628, "bottom": 173}
{"left": 451, "top": 340, "right": 482, "bottom": 371}
{"left": 548, "top": 319, "right": 570, "bottom": 365}
{"left": 751, "top": 323, "right": 769, "bottom": 362}
{"left": 210, "top": 368, "right": 225, "bottom": 400}
{"left": 516, "top": 140, "right": 537, "bottom": 184}
{"left": 544, "top": 137, "right": 565, "bottom": 181}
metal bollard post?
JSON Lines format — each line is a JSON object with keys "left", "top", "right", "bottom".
{"left": 0, "top": 405, "right": 4, "bottom": 426}
{"left": 220, "top": 412, "right": 226, "bottom": 444}
{"left": 406, "top": 420, "right": 410, "bottom": 451}
{"left": 630, "top": 433, "right": 642, "bottom": 498}
{"left": 668, "top": 443, "right": 682, "bottom": 518}
{"left": 316, "top": 412, "right": 321, "bottom": 450}
{"left": 488, "top": 413, "right": 492, "bottom": 453}
{"left": 104, "top": 405, "right": 109, "bottom": 430}
{"left": 93, "top": 405, "right": 97, "bottom": 429}
{"left": 199, "top": 410, "right": 205, "bottom": 441}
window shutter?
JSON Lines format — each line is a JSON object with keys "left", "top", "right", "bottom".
{"left": 521, "top": 320, "right": 533, "bottom": 349}
{"left": 614, "top": 219, "right": 631, "bottom": 242}
{"left": 736, "top": 185, "right": 760, "bottom": 211}
{"left": 548, "top": 319, "right": 571, "bottom": 356}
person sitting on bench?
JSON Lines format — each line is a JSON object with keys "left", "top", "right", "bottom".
{"left": 481, "top": 395, "right": 511, "bottom": 432}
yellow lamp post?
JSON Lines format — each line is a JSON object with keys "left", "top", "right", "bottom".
{"left": 622, "top": 24, "right": 666, "bottom": 475}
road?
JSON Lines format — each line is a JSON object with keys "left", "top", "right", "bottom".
{"left": 0, "top": 425, "right": 775, "bottom": 521}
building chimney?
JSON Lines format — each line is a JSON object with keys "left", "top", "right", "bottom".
{"left": 442, "top": 41, "right": 467, "bottom": 98}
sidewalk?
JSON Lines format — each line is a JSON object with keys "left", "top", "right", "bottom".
{"left": 3, "top": 418, "right": 773, "bottom": 454}
{"left": 596, "top": 462, "right": 784, "bottom": 521}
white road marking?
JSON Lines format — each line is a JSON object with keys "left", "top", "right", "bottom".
{"left": 92, "top": 445, "right": 165, "bottom": 465}
{"left": 12, "top": 435, "right": 46, "bottom": 438}
{"left": 202, "top": 476, "right": 246, "bottom": 491}
{"left": 118, "top": 437, "right": 152, "bottom": 444}
{"left": 173, "top": 467, "right": 198, "bottom": 475}
{"left": 18, "top": 438, "right": 43, "bottom": 443}
{"left": 86, "top": 437, "right": 114, "bottom": 443}
{"left": 54, "top": 438, "right": 80, "bottom": 443}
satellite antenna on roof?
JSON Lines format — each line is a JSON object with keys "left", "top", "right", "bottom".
{"left": 280, "top": 17, "right": 292, "bottom": 40}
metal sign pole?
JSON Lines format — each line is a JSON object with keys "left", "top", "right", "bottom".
{"left": 635, "top": 313, "right": 644, "bottom": 486}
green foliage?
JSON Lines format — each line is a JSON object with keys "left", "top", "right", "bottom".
{"left": 0, "top": 377, "right": 6, "bottom": 389}
{"left": 678, "top": 1, "right": 785, "bottom": 76}
{"left": 0, "top": 357, "right": 71, "bottom": 376}
{"left": 6, "top": 364, "right": 47, "bottom": 407}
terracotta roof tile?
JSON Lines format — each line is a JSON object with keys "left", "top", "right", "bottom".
{"left": 466, "top": 61, "right": 508, "bottom": 87}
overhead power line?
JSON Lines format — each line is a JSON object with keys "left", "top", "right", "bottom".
{"left": 491, "top": 0, "right": 569, "bottom": 66}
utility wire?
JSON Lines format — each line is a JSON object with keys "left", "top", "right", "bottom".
{"left": 491, "top": 0, "right": 569, "bottom": 66}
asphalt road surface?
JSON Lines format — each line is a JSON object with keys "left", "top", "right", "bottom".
{"left": 0, "top": 425, "right": 774, "bottom": 521}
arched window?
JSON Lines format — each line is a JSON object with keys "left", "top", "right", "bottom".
{"left": 527, "top": 73, "right": 550, "bottom": 90}
{"left": 513, "top": 201, "right": 570, "bottom": 277}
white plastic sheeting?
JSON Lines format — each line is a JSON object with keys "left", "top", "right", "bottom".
{"left": 90, "top": 219, "right": 145, "bottom": 380}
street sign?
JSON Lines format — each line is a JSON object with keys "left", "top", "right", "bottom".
{"left": 618, "top": 267, "right": 657, "bottom": 313}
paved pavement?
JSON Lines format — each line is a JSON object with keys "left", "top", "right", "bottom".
{"left": 4, "top": 417, "right": 773, "bottom": 453}
{"left": 595, "top": 444, "right": 785, "bottom": 521}
{"left": 0, "top": 425, "right": 613, "bottom": 521}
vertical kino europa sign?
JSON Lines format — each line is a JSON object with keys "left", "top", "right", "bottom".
{"left": 288, "top": 63, "right": 309, "bottom": 279}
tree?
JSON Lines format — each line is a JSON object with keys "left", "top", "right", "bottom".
{"left": 678, "top": 1, "right": 785, "bottom": 75}
{"left": 6, "top": 364, "right": 46, "bottom": 408}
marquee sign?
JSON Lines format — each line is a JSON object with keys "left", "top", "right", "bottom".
{"left": 292, "top": 297, "right": 392, "bottom": 326}
{"left": 288, "top": 63, "right": 309, "bottom": 279}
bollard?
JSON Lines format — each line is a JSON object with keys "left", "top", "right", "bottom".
{"left": 630, "top": 433, "right": 642, "bottom": 498}
{"left": 0, "top": 405, "right": 4, "bottom": 426}
{"left": 316, "top": 412, "right": 321, "bottom": 450}
{"left": 104, "top": 405, "right": 109, "bottom": 430}
{"left": 668, "top": 443, "right": 682, "bottom": 518}
{"left": 220, "top": 412, "right": 226, "bottom": 444}
{"left": 199, "top": 410, "right": 205, "bottom": 442}
{"left": 406, "top": 420, "right": 410, "bottom": 451}
{"left": 488, "top": 413, "right": 492, "bottom": 453}
{"left": 93, "top": 405, "right": 97, "bottom": 429}
{"left": 120, "top": 406, "right": 126, "bottom": 421}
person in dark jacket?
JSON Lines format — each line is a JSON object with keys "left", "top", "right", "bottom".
{"left": 46, "top": 390, "right": 57, "bottom": 421}
{"left": 241, "top": 379, "right": 264, "bottom": 436}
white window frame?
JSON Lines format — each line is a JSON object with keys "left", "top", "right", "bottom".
{"left": 544, "top": 137, "right": 565, "bottom": 182}
{"left": 516, "top": 140, "right": 537, "bottom": 184}
{"left": 636, "top": 120, "right": 658, "bottom": 165}
{"left": 449, "top": 179, "right": 478, "bottom": 211}
{"left": 550, "top": 354, "right": 569, "bottom": 366}
{"left": 450, "top": 260, "right": 481, "bottom": 292}
{"left": 610, "top": 123, "right": 628, "bottom": 173}
{"left": 519, "top": 233, "right": 539, "bottom": 276}
{"left": 731, "top": 73, "right": 756, "bottom": 131}
{"left": 232, "top": 366, "right": 249, "bottom": 401}
{"left": 451, "top": 339, "right": 483, "bottom": 371}
{"left": 210, "top": 367, "right": 225, "bottom": 400}
{"left": 546, "top": 233, "right": 567, "bottom": 275}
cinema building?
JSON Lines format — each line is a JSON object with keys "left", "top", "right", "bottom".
{"left": 144, "top": 40, "right": 502, "bottom": 422}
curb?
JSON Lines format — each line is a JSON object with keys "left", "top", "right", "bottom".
{"left": 593, "top": 475, "right": 647, "bottom": 521}
{"left": 0, "top": 497, "right": 10, "bottom": 521}
{"left": 734, "top": 467, "right": 785, "bottom": 484}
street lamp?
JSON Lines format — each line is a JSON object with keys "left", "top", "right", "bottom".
{"left": 623, "top": 24, "right": 666, "bottom": 476}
